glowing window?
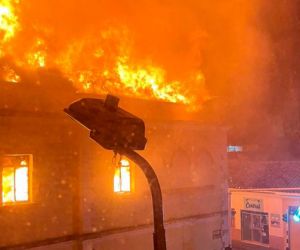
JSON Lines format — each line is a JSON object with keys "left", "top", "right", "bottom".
{"left": 1, "top": 155, "right": 31, "bottom": 204}
{"left": 114, "top": 159, "right": 131, "bottom": 193}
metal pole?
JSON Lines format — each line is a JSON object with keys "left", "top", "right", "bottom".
{"left": 117, "top": 148, "right": 167, "bottom": 250}
{"left": 288, "top": 207, "right": 291, "bottom": 250}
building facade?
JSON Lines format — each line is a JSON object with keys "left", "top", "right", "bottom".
{"left": 228, "top": 146, "right": 300, "bottom": 250}
{"left": 230, "top": 188, "right": 300, "bottom": 250}
{"left": 0, "top": 81, "right": 230, "bottom": 250}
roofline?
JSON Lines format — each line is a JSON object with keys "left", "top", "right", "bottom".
{"left": 230, "top": 187, "right": 300, "bottom": 191}
{"left": 229, "top": 187, "right": 300, "bottom": 198}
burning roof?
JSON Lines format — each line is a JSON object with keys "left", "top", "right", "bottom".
{"left": 0, "top": 0, "right": 212, "bottom": 108}
{"left": 1, "top": 0, "right": 295, "bottom": 143}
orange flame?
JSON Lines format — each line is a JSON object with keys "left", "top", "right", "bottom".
{"left": 2, "top": 65, "right": 20, "bottom": 82}
{"left": 114, "top": 159, "right": 131, "bottom": 193}
{"left": 2, "top": 162, "right": 29, "bottom": 203}
{"left": 0, "top": 0, "right": 19, "bottom": 43}
{"left": 0, "top": 2, "right": 208, "bottom": 107}
{"left": 25, "top": 38, "right": 47, "bottom": 68}
{"left": 116, "top": 58, "right": 189, "bottom": 104}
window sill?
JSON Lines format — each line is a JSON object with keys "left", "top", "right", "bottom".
{"left": 1, "top": 200, "right": 34, "bottom": 207}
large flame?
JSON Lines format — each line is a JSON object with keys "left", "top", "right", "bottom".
{"left": 25, "top": 38, "right": 47, "bottom": 68}
{"left": 0, "top": 1, "right": 209, "bottom": 106}
{"left": 0, "top": 0, "right": 19, "bottom": 44}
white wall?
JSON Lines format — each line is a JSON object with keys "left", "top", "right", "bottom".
{"left": 231, "top": 191, "right": 284, "bottom": 237}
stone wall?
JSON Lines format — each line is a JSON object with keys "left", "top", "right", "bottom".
{"left": 0, "top": 113, "right": 229, "bottom": 249}
{"left": 0, "top": 114, "right": 81, "bottom": 246}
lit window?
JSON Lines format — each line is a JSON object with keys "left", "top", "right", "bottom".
{"left": 1, "top": 155, "right": 31, "bottom": 204}
{"left": 227, "top": 145, "right": 243, "bottom": 152}
{"left": 114, "top": 158, "right": 131, "bottom": 193}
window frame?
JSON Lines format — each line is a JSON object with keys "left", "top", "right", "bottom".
{"left": 113, "top": 158, "right": 135, "bottom": 194}
{"left": 0, "top": 154, "right": 33, "bottom": 205}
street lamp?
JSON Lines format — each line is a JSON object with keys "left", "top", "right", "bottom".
{"left": 64, "top": 94, "right": 167, "bottom": 250}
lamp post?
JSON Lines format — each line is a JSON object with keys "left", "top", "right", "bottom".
{"left": 64, "top": 94, "right": 167, "bottom": 250}
{"left": 117, "top": 147, "right": 166, "bottom": 250}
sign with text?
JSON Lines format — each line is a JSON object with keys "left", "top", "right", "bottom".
{"left": 244, "top": 198, "right": 264, "bottom": 211}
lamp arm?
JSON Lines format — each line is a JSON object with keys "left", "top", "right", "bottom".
{"left": 117, "top": 148, "right": 167, "bottom": 250}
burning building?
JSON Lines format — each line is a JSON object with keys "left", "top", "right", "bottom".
{"left": 0, "top": 74, "right": 230, "bottom": 249}
{"left": 0, "top": 0, "right": 272, "bottom": 249}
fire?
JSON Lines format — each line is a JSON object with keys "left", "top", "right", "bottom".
{"left": 15, "top": 166, "right": 28, "bottom": 201}
{"left": 115, "top": 58, "right": 190, "bottom": 104}
{"left": 114, "top": 159, "right": 131, "bottom": 193}
{"left": 2, "top": 65, "right": 20, "bottom": 82}
{"left": 0, "top": 2, "right": 208, "bottom": 107}
{"left": 66, "top": 58, "right": 197, "bottom": 104}
{"left": 0, "top": 0, "right": 19, "bottom": 43}
{"left": 55, "top": 29, "right": 204, "bottom": 104}
{"left": 2, "top": 160, "right": 29, "bottom": 203}
{"left": 25, "top": 38, "right": 47, "bottom": 68}
{"left": 2, "top": 167, "right": 14, "bottom": 202}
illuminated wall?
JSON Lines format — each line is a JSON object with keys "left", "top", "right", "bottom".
{"left": 0, "top": 95, "right": 229, "bottom": 249}
{"left": 79, "top": 121, "right": 229, "bottom": 250}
